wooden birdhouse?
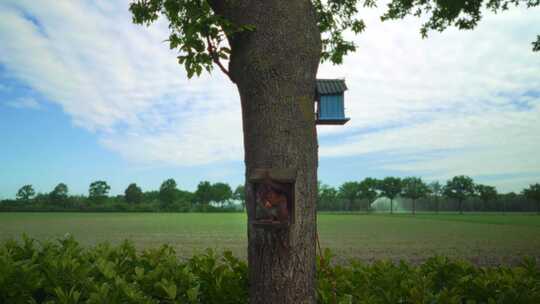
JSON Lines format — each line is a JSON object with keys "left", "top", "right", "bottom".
{"left": 315, "top": 79, "right": 350, "bottom": 125}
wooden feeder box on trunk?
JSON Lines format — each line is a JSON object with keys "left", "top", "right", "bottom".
{"left": 315, "top": 79, "right": 350, "bottom": 125}
{"left": 249, "top": 168, "right": 295, "bottom": 229}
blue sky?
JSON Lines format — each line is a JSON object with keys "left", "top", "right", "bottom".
{"left": 0, "top": 1, "right": 539, "bottom": 198}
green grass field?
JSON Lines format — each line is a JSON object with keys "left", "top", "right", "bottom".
{"left": 1, "top": 212, "right": 539, "bottom": 265}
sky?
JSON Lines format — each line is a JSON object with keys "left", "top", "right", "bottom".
{"left": 0, "top": 1, "right": 539, "bottom": 198}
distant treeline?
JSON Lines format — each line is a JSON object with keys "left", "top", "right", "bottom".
{"left": 0, "top": 179, "right": 244, "bottom": 213}
{"left": 1, "top": 176, "right": 539, "bottom": 213}
{"left": 319, "top": 176, "right": 540, "bottom": 214}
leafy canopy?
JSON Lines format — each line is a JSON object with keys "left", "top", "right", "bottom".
{"left": 195, "top": 181, "right": 213, "bottom": 205}
{"left": 210, "top": 182, "right": 233, "bottom": 204}
{"left": 16, "top": 184, "right": 35, "bottom": 201}
{"left": 402, "top": 177, "right": 430, "bottom": 201}
{"left": 159, "top": 178, "right": 178, "bottom": 205}
{"left": 130, "top": 0, "right": 538, "bottom": 80}
{"left": 233, "top": 185, "right": 246, "bottom": 209}
{"left": 382, "top": 0, "right": 539, "bottom": 44}
{"left": 319, "top": 183, "right": 339, "bottom": 202}
{"left": 443, "top": 175, "right": 475, "bottom": 202}
{"left": 50, "top": 183, "right": 69, "bottom": 204}
{"left": 125, "top": 183, "right": 144, "bottom": 204}
{"left": 89, "top": 181, "right": 111, "bottom": 201}
{"left": 358, "top": 177, "right": 379, "bottom": 202}
{"left": 429, "top": 181, "right": 442, "bottom": 196}
{"left": 233, "top": 185, "right": 245, "bottom": 201}
{"left": 475, "top": 184, "right": 498, "bottom": 203}
{"left": 378, "top": 177, "right": 403, "bottom": 200}
{"left": 339, "top": 181, "right": 362, "bottom": 202}
{"left": 50, "top": 183, "right": 68, "bottom": 198}
{"left": 522, "top": 183, "right": 540, "bottom": 202}
{"left": 130, "top": 0, "right": 250, "bottom": 79}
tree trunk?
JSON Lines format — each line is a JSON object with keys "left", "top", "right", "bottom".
{"left": 435, "top": 196, "right": 439, "bottom": 214}
{"left": 459, "top": 200, "right": 463, "bottom": 215}
{"left": 390, "top": 199, "right": 393, "bottom": 214}
{"left": 214, "top": 1, "right": 322, "bottom": 303}
{"left": 412, "top": 199, "right": 416, "bottom": 215}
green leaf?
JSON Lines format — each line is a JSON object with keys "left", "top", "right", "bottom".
{"left": 187, "top": 285, "right": 199, "bottom": 303}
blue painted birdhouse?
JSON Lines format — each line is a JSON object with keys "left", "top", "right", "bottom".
{"left": 315, "top": 79, "right": 350, "bottom": 125}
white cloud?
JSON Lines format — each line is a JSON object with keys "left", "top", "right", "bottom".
{"left": 100, "top": 100, "right": 243, "bottom": 165}
{"left": 4, "top": 97, "right": 41, "bottom": 110}
{"left": 321, "top": 100, "right": 539, "bottom": 178}
{"left": 0, "top": 0, "right": 242, "bottom": 163}
{"left": 0, "top": 1, "right": 538, "bottom": 191}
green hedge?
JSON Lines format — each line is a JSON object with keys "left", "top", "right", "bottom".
{"left": 0, "top": 200, "right": 241, "bottom": 213}
{"left": 1, "top": 236, "right": 539, "bottom": 303}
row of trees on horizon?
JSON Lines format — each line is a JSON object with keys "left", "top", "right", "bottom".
{"left": 319, "top": 176, "right": 540, "bottom": 214}
{"left": 2, "top": 176, "right": 540, "bottom": 214}
{"left": 2, "top": 179, "right": 243, "bottom": 213}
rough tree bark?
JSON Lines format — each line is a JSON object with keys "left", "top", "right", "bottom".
{"left": 210, "top": 1, "right": 322, "bottom": 303}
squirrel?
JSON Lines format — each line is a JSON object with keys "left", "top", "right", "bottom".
{"left": 256, "top": 175, "right": 290, "bottom": 223}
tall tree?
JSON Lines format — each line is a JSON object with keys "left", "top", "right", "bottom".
{"left": 176, "top": 189, "right": 195, "bottom": 211}
{"left": 234, "top": 185, "right": 246, "bottom": 211}
{"left": 523, "top": 183, "right": 540, "bottom": 215}
{"left": 125, "top": 183, "right": 144, "bottom": 204}
{"left": 159, "top": 178, "right": 177, "bottom": 208}
{"left": 16, "top": 184, "right": 35, "bottom": 201}
{"left": 318, "top": 183, "right": 339, "bottom": 211}
{"left": 378, "top": 177, "right": 403, "bottom": 214}
{"left": 475, "top": 184, "right": 498, "bottom": 212}
{"left": 211, "top": 182, "right": 233, "bottom": 207}
{"left": 402, "top": 177, "right": 430, "bottom": 215}
{"left": 443, "top": 175, "right": 475, "bottom": 214}
{"left": 50, "top": 183, "right": 69, "bottom": 207}
{"left": 129, "top": 0, "right": 538, "bottom": 302}
{"left": 339, "top": 182, "right": 361, "bottom": 211}
{"left": 195, "top": 181, "right": 213, "bottom": 209}
{"left": 358, "top": 177, "right": 379, "bottom": 212}
{"left": 89, "top": 181, "right": 111, "bottom": 203}
{"left": 429, "top": 181, "right": 442, "bottom": 213}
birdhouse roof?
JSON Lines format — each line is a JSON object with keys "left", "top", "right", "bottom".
{"left": 316, "top": 79, "right": 347, "bottom": 95}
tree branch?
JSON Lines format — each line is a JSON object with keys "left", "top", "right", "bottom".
{"left": 206, "top": 36, "right": 233, "bottom": 82}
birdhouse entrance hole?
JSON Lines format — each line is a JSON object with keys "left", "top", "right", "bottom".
{"left": 249, "top": 169, "right": 295, "bottom": 229}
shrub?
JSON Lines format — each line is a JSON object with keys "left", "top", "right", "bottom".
{"left": 1, "top": 236, "right": 539, "bottom": 303}
{"left": 0, "top": 235, "right": 247, "bottom": 303}
{"left": 316, "top": 249, "right": 540, "bottom": 303}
